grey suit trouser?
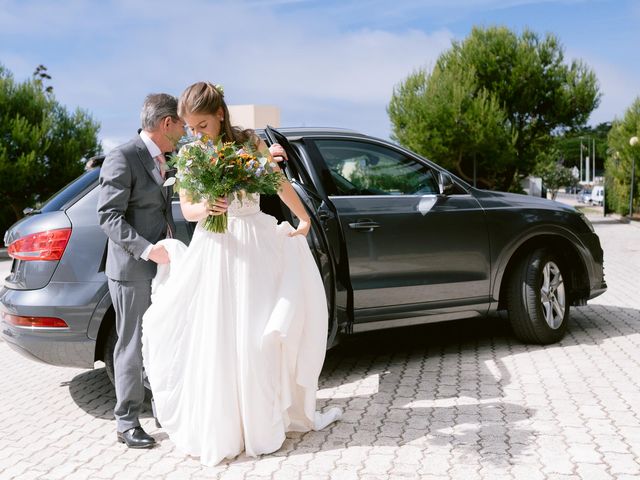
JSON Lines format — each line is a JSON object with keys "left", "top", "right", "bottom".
{"left": 107, "top": 278, "right": 152, "bottom": 432}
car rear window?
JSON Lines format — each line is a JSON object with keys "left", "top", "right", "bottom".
{"left": 39, "top": 168, "right": 100, "bottom": 212}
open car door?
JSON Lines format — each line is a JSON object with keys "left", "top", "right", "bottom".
{"left": 264, "top": 126, "right": 353, "bottom": 346}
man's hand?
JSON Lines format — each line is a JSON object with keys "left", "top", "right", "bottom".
{"left": 148, "top": 244, "right": 170, "bottom": 264}
{"left": 269, "top": 143, "right": 287, "bottom": 162}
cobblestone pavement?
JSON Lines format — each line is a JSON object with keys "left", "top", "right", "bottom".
{"left": 1, "top": 213, "right": 640, "bottom": 479}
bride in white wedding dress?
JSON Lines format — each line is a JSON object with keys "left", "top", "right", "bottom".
{"left": 140, "top": 82, "right": 341, "bottom": 466}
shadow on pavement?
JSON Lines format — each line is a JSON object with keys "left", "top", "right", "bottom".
{"left": 568, "top": 304, "right": 640, "bottom": 346}
{"left": 65, "top": 304, "right": 639, "bottom": 465}
{"left": 297, "top": 314, "right": 537, "bottom": 464}
{"left": 68, "top": 367, "right": 153, "bottom": 420}
{"left": 291, "top": 304, "right": 639, "bottom": 463}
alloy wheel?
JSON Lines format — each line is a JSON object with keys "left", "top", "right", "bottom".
{"left": 540, "top": 260, "right": 565, "bottom": 329}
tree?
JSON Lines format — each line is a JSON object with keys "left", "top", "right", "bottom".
{"left": 0, "top": 64, "right": 101, "bottom": 237}
{"left": 388, "top": 26, "right": 600, "bottom": 191}
{"left": 534, "top": 149, "right": 577, "bottom": 200}
{"left": 604, "top": 98, "right": 640, "bottom": 216}
{"left": 553, "top": 123, "right": 611, "bottom": 180}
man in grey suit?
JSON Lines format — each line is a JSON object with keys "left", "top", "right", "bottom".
{"left": 97, "top": 93, "right": 184, "bottom": 448}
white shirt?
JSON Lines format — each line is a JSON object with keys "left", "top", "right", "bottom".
{"left": 139, "top": 131, "right": 163, "bottom": 261}
{"left": 139, "top": 130, "right": 163, "bottom": 159}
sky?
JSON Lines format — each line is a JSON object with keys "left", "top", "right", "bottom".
{"left": 1, "top": 0, "right": 639, "bottom": 153}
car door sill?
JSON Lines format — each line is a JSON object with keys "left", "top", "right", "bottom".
{"left": 351, "top": 311, "right": 483, "bottom": 333}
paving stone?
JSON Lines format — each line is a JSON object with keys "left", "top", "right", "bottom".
{"left": 1, "top": 214, "right": 640, "bottom": 479}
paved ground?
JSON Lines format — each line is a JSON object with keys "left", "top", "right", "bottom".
{"left": 1, "top": 210, "right": 640, "bottom": 479}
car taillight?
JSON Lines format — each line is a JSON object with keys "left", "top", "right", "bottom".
{"left": 1, "top": 312, "right": 69, "bottom": 328}
{"left": 7, "top": 228, "right": 72, "bottom": 261}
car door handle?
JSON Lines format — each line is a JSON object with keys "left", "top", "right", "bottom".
{"left": 348, "top": 220, "right": 380, "bottom": 232}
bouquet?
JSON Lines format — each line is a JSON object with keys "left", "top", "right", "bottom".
{"left": 171, "top": 135, "right": 284, "bottom": 233}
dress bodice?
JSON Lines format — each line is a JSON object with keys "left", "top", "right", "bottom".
{"left": 228, "top": 192, "right": 260, "bottom": 217}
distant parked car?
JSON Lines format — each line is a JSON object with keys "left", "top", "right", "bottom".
{"left": 1, "top": 127, "right": 607, "bottom": 386}
{"left": 591, "top": 186, "right": 604, "bottom": 206}
{"left": 579, "top": 189, "right": 592, "bottom": 204}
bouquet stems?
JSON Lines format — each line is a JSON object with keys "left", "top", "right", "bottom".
{"left": 204, "top": 212, "right": 228, "bottom": 233}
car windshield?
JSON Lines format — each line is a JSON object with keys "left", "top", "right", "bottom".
{"left": 38, "top": 168, "right": 100, "bottom": 213}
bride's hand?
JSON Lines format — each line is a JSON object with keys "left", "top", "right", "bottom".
{"left": 288, "top": 218, "right": 311, "bottom": 237}
{"left": 269, "top": 143, "right": 287, "bottom": 162}
{"left": 207, "top": 197, "right": 228, "bottom": 216}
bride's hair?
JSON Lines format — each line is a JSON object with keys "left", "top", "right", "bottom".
{"left": 178, "top": 82, "right": 255, "bottom": 145}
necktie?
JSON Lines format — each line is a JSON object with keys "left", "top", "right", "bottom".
{"left": 154, "top": 154, "right": 172, "bottom": 238}
{"left": 154, "top": 154, "right": 166, "bottom": 180}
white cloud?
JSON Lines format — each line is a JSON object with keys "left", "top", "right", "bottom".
{"left": 2, "top": 0, "right": 453, "bottom": 147}
{"left": 3, "top": 0, "right": 625, "bottom": 152}
{"left": 101, "top": 136, "right": 128, "bottom": 154}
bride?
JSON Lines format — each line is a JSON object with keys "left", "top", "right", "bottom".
{"left": 141, "top": 81, "right": 342, "bottom": 466}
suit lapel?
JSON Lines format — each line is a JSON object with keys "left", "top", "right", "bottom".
{"left": 135, "top": 136, "right": 168, "bottom": 199}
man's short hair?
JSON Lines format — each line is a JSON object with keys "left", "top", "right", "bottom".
{"left": 140, "top": 93, "right": 179, "bottom": 130}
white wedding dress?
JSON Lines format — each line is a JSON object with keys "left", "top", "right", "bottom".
{"left": 141, "top": 193, "right": 340, "bottom": 466}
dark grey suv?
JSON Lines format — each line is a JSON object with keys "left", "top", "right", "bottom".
{"left": 1, "top": 127, "right": 606, "bottom": 383}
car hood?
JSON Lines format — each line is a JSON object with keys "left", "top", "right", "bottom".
{"left": 471, "top": 189, "right": 577, "bottom": 213}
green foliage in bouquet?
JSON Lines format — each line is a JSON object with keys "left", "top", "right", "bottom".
{"left": 171, "top": 135, "right": 284, "bottom": 233}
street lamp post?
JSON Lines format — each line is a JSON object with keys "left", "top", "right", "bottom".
{"left": 630, "top": 136, "right": 638, "bottom": 219}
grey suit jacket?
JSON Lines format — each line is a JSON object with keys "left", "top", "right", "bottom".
{"left": 97, "top": 136, "right": 177, "bottom": 281}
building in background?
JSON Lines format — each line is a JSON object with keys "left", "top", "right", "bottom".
{"left": 228, "top": 105, "right": 280, "bottom": 129}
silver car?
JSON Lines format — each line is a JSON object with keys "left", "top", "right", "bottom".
{"left": 0, "top": 161, "right": 194, "bottom": 384}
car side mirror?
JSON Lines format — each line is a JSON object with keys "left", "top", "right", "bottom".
{"left": 438, "top": 171, "right": 455, "bottom": 195}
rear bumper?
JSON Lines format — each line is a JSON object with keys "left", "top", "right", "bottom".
{"left": 1, "top": 325, "right": 95, "bottom": 368}
{"left": 0, "top": 321, "right": 96, "bottom": 368}
{"left": 0, "top": 284, "right": 100, "bottom": 369}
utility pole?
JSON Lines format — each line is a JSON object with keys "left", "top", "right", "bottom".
{"left": 580, "top": 137, "right": 583, "bottom": 183}
{"left": 592, "top": 138, "right": 596, "bottom": 183}
{"left": 630, "top": 137, "right": 638, "bottom": 219}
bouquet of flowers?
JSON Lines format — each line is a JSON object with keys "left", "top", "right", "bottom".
{"left": 171, "top": 136, "right": 284, "bottom": 233}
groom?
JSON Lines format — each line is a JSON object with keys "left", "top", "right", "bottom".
{"left": 97, "top": 93, "right": 183, "bottom": 448}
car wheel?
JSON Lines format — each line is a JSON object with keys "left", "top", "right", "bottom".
{"left": 507, "top": 248, "right": 569, "bottom": 344}
{"left": 103, "top": 323, "right": 117, "bottom": 386}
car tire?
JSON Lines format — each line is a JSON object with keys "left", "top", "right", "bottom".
{"left": 103, "top": 323, "right": 117, "bottom": 386}
{"left": 507, "top": 248, "right": 569, "bottom": 344}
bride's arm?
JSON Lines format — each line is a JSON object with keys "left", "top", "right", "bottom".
{"left": 179, "top": 190, "right": 227, "bottom": 222}
{"left": 256, "top": 139, "right": 311, "bottom": 237}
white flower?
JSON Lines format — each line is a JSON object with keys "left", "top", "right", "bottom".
{"left": 163, "top": 177, "right": 176, "bottom": 187}
{"left": 258, "top": 156, "right": 268, "bottom": 167}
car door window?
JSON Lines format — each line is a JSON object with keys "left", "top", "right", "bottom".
{"left": 314, "top": 140, "right": 439, "bottom": 196}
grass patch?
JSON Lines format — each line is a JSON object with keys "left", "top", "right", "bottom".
{"left": 575, "top": 205, "right": 603, "bottom": 215}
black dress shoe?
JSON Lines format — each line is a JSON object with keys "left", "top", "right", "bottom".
{"left": 117, "top": 426, "right": 156, "bottom": 449}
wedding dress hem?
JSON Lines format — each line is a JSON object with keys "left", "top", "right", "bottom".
{"left": 141, "top": 194, "right": 334, "bottom": 466}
